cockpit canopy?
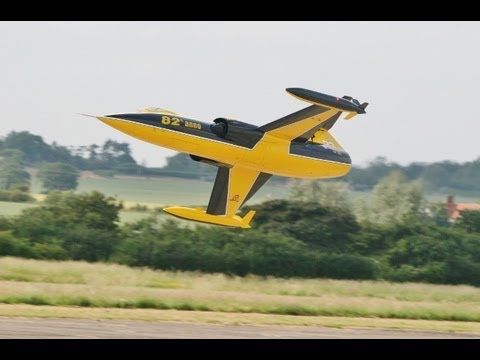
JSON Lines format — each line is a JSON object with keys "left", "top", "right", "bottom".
{"left": 138, "top": 107, "right": 179, "bottom": 115}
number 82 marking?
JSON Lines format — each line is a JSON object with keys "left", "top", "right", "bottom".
{"left": 161, "top": 116, "right": 180, "bottom": 126}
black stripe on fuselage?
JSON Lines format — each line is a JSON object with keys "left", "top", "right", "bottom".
{"left": 106, "top": 113, "right": 350, "bottom": 164}
{"left": 289, "top": 141, "right": 351, "bottom": 165}
{"left": 258, "top": 105, "right": 329, "bottom": 133}
{"left": 106, "top": 113, "right": 263, "bottom": 150}
{"left": 207, "top": 167, "right": 230, "bottom": 215}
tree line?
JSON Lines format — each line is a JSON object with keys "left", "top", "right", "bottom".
{"left": 0, "top": 131, "right": 137, "bottom": 171}
{"left": 345, "top": 155, "right": 480, "bottom": 194}
{"left": 1, "top": 131, "right": 480, "bottom": 195}
{"left": 1, "top": 173, "right": 480, "bottom": 286}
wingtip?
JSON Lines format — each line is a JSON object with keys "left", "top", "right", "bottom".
{"left": 241, "top": 210, "right": 256, "bottom": 227}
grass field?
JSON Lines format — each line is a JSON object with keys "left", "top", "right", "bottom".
{"left": 2, "top": 174, "right": 291, "bottom": 223}
{"left": 3, "top": 174, "right": 478, "bottom": 227}
{"left": 0, "top": 201, "right": 38, "bottom": 216}
{"left": 13, "top": 174, "right": 479, "bottom": 218}
{"left": 1, "top": 257, "right": 480, "bottom": 332}
{"left": 30, "top": 175, "right": 290, "bottom": 208}
{"left": 118, "top": 210, "right": 161, "bottom": 224}
{"left": 0, "top": 201, "right": 167, "bottom": 225}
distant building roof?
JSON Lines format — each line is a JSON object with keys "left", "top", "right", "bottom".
{"left": 445, "top": 195, "right": 480, "bottom": 221}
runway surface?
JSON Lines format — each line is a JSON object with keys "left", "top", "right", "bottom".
{"left": 0, "top": 318, "right": 479, "bottom": 338}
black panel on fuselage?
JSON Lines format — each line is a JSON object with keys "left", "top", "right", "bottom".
{"left": 289, "top": 141, "right": 351, "bottom": 165}
{"left": 106, "top": 113, "right": 263, "bottom": 150}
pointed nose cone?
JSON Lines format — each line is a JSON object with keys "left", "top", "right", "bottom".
{"left": 96, "top": 115, "right": 140, "bottom": 137}
{"left": 96, "top": 115, "right": 126, "bottom": 132}
{"left": 97, "top": 116, "right": 116, "bottom": 126}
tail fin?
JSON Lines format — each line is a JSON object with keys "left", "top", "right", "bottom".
{"left": 311, "top": 128, "right": 345, "bottom": 153}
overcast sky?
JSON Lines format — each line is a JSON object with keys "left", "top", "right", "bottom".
{"left": 1, "top": 21, "right": 479, "bottom": 167}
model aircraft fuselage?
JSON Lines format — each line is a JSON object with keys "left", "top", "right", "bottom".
{"left": 98, "top": 112, "right": 351, "bottom": 179}
{"left": 97, "top": 88, "right": 368, "bottom": 228}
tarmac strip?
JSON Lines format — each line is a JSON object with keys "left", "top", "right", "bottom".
{"left": 1, "top": 317, "right": 479, "bottom": 339}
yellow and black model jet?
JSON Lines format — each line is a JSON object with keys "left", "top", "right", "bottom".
{"left": 96, "top": 88, "right": 368, "bottom": 228}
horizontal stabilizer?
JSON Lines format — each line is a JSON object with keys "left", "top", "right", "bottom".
{"left": 163, "top": 207, "right": 256, "bottom": 228}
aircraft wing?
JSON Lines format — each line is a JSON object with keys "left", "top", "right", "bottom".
{"left": 259, "top": 88, "right": 367, "bottom": 142}
{"left": 164, "top": 166, "right": 271, "bottom": 228}
{"left": 206, "top": 166, "right": 271, "bottom": 217}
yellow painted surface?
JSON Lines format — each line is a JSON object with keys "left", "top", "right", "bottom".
{"left": 163, "top": 207, "right": 255, "bottom": 228}
{"left": 97, "top": 116, "right": 349, "bottom": 179}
